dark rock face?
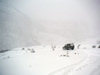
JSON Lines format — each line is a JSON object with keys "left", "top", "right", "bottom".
{"left": 0, "top": 49, "right": 9, "bottom": 53}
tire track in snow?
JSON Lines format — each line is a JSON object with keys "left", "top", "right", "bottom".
{"left": 67, "top": 49, "right": 100, "bottom": 75}
{"left": 48, "top": 52, "right": 88, "bottom": 75}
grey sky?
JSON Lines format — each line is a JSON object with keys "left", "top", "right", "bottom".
{"left": 0, "top": 0, "right": 100, "bottom": 50}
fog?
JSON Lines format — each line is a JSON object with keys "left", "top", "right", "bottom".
{"left": 0, "top": 0, "right": 100, "bottom": 50}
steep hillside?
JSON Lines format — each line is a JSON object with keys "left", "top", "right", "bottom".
{"left": 0, "top": 2, "right": 40, "bottom": 50}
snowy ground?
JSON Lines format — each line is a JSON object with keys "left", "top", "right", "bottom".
{"left": 0, "top": 45, "right": 100, "bottom": 75}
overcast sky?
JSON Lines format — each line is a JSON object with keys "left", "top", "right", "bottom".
{"left": 0, "top": 0, "right": 100, "bottom": 49}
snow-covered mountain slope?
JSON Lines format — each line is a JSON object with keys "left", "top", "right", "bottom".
{"left": 0, "top": 2, "right": 40, "bottom": 50}
{"left": 0, "top": 45, "right": 100, "bottom": 75}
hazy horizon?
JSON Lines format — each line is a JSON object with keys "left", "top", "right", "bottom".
{"left": 0, "top": 0, "right": 100, "bottom": 50}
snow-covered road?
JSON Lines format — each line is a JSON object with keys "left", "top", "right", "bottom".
{"left": 0, "top": 46, "right": 100, "bottom": 75}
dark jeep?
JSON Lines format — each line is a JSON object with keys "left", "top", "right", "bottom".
{"left": 63, "top": 43, "right": 75, "bottom": 50}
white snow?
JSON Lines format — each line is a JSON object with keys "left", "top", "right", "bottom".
{"left": 0, "top": 45, "right": 100, "bottom": 75}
